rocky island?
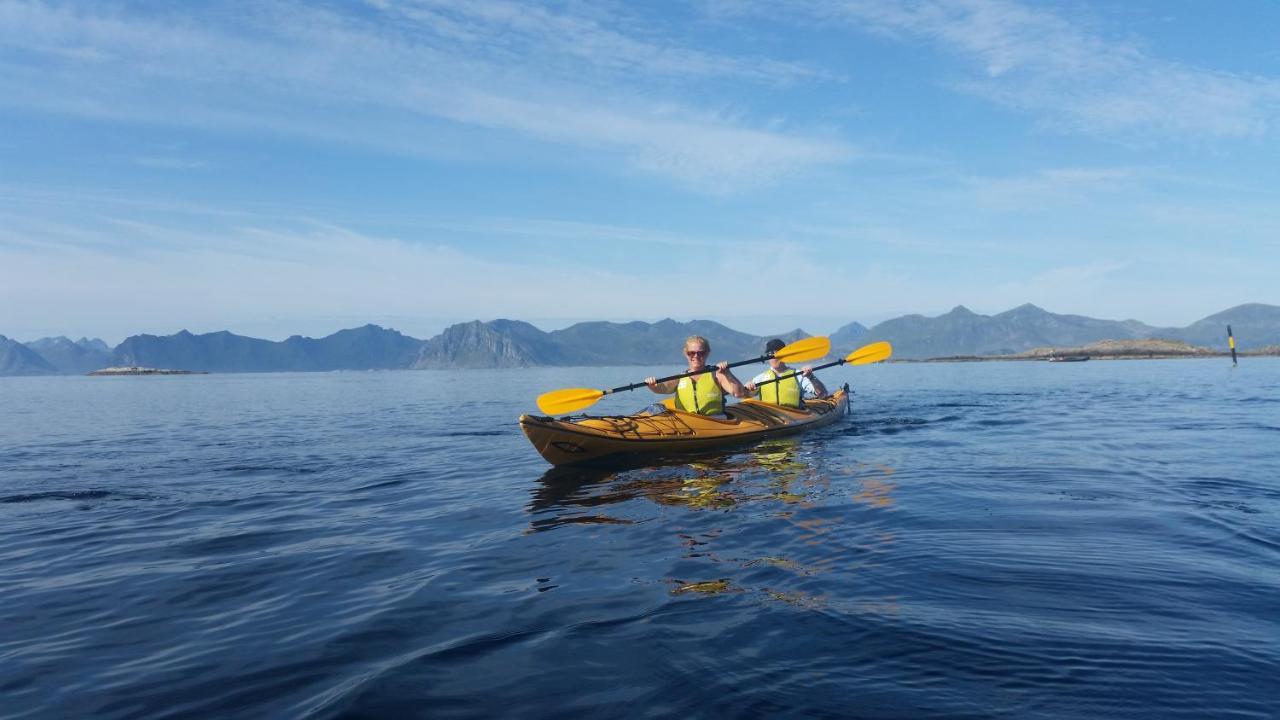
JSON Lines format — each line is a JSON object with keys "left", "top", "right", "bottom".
{"left": 917, "top": 339, "right": 1280, "bottom": 363}
{"left": 88, "top": 366, "right": 208, "bottom": 376}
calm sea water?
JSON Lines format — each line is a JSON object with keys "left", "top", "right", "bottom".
{"left": 2, "top": 359, "right": 1278, "bottom": 719}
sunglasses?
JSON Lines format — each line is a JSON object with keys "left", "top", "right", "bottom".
{"left": 685, "top": 349, "right": 708, "bottom": 357}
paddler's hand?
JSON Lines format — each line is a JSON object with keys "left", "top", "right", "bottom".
{"left": 745, "top": 382, "right": 757, "bottom": 393}
{"left": 715, "top": 361, "right": 729, "bottom": 374}
{"left": 645, "top": 376, "right": 658, "bottom": 390}
{"left": 800, "top": 366, "right": 814, "bottom": 377}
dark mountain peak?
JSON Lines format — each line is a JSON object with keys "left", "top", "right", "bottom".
{"left": 1175, "top": 303, "right": 1280, "bottom": 349}
{"left": 487, "top": 319, "right": 543, "bottom": 334}
{"left": 1193, "top": 303, "right": 1280, "bottom": 324}
{"left": 22, "top": 335, "right": 112, "bottom": 373}
{"left": 947, "top": 305, "right": 976, "bottom": 316}
{"left": 76, "top": 337, "right": 111, "bottom": 352}
{"left": 999, "top": 303, "right": 1047, "bottom": 317}
{"left": 26, "top": 336, "right": 76, "bottom": 351}
{"left": 327, "top": 324, "right": 406, "bottom": 340}
{"left": 833, "top": 320, "right": 868, "bottom": 334}
{"left": 563, "top": 320, "right": 617, "bottom": 331}
{"left": 831, "top": 321, "right": 869, "bottom": 347}
{"left": 0, "top": 336, "right": 57, "bottom": 375}
{"left": 687, "top": 318, "right": 734, "bottom": 330}
{"left": 414, "top": 319, "right": 561, "bottom": 369}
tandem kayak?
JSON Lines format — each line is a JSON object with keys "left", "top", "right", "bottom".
{"left": 519, "top": 386, "right": 850, "bottom": 466}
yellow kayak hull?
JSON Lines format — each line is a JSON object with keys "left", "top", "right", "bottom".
{"left": 519, "top": 388, "right": 849, "bottom": 466}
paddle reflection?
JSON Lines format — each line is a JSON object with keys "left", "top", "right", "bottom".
{"left": 851, "top": 463, "right": 897, "bottom": 508}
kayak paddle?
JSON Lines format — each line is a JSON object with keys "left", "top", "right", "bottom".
{"left": 536, "top": 335, "right": 831, "bottom": 415}
{"left": 750, "top": 341, "right": 893, "bottom": 389}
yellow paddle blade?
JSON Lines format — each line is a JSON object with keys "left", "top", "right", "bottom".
{"left": 775, "top": 335, "right": 830, "bottom": 363}
{"left": 845, "top": 341, "right": 892, "bottom": 365}
{"left": 536, "top": 387, "right": 605, "bottom": 415}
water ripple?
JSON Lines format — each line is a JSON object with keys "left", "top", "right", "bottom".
{"left": 2, "top": 362, "right": 1278, "bottom": 718}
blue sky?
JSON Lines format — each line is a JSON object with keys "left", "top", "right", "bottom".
{"left": 3, "top": 0, "right": 1279, "bottom": 344}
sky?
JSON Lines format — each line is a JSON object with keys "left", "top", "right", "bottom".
{"left": 2, "top": 0, "right": 1279, "bottom": 344}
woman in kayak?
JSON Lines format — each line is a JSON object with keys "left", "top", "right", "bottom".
{"left": 644, "top": 335, "right": 747, "bottom": 416}
{"left": 746, "top": 338, "right": 828, "bottom": 408}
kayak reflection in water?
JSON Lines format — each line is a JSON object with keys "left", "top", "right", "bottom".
{"left": 643, "top": 335, "right": 747, "bottom": 417}
{"left": 746, "top": 338, "right": 828, "bottom": 408}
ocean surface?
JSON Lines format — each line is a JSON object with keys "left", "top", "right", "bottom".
{"left": 2, "top": 359, "right": 1278, "bottom": 719}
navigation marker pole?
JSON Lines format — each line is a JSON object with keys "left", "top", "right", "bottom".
{"left": 1228, "top": 325, "right": 1238, "bottom": 367}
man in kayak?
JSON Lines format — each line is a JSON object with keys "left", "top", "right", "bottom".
{"left": 746, "top": 338, "right": 828, "bottom": 408}
{"left": 644, "top": 335, "right": 747, "bottom": 416}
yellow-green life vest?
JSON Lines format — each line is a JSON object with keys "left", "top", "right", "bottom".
{"left": 759, "top": 369, "right": 802, "bottom": 408}
{"left": 675, "top": 372, "right": 724, "bottom": 415}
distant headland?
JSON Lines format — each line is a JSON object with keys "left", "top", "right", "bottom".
{"left": 2, "top": 303, "right": 1277, "bottom": 376}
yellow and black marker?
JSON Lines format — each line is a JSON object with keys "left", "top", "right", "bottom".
{"left": 1228, "top": 325, "right": 1238, "bottom": 366}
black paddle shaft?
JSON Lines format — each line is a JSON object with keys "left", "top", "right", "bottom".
{"left": 752, "top": 358, "right": 845, "bottom": 389}
{"left": 607, "top": 353, "right": 774, "bottom": 394}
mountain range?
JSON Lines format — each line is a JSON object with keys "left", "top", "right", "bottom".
{"left": 110, "top": 325, "right": 423, "bottom": 373}
{"left": 3, "top": 303, "right": 1277, "bottom": 376}
{"left": 859, "top": 303, "right": 1280, "bottom": 358}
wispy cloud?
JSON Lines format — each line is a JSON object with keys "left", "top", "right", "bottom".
{"left": 988, "top": 259, "right": 1129, "bottom": 297}
{"left": 0, "top": 0, "right": 853, "bottom": 192}
{"left": 1, "top": 187, "right": 949, "bottom": 339}
{"left": 131, "top": 157, "right": 209, "bottom": 170}
{"left": 964, "top": 166, "right": 1141, "bottom": 208}
{"left": 772, "top": 0, "right": 1280, "bottom": 140}
{"left": 369, "top": 0, "right": 833, "bottom": 85}
{"left": 3, "top": 197, "right": 1272, "bottom": 338}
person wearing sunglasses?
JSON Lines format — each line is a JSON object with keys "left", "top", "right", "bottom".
{"left": 745, "top": 338, "right": 828, "bottom": 409}
{"left": 644, "top": 335, "right": 747, "bottom": 416}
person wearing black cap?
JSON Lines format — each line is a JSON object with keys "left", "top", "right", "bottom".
{"left": 746, "top": 338, "right": 828, "bottom": 409}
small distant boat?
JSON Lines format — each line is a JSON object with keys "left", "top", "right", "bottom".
{"left": 1046, "top": 355, "right": 1089, "bottom": 363}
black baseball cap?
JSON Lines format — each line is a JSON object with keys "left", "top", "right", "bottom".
{"left": 765, "top": 338, "right": 785, "bottom": 354}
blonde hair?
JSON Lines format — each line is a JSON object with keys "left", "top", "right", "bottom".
{"left": 684, "top": 335, "right": 710, "bottom": 353}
